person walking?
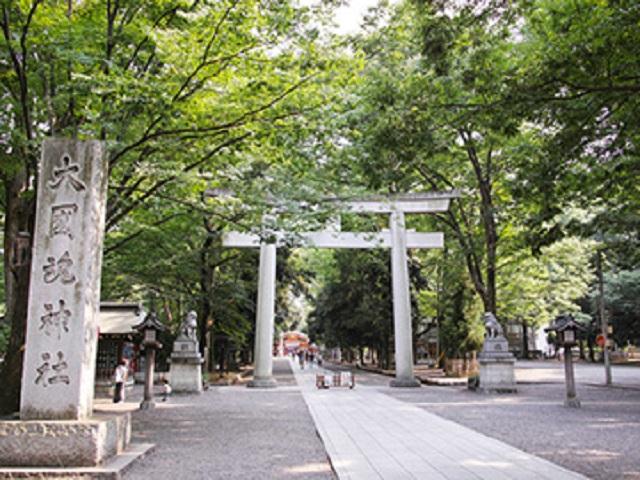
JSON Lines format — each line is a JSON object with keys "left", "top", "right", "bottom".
{"left": 161, "top": 378, "right": 172, "bottom": 402}
{"left": 309, "top": 351, "right": 315, "bottom": 368}
{"left": 113, "top": 359, "right": 128, "bottom": 403}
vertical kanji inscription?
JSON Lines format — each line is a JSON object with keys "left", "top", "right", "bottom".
{"left": 48, "top": 154, "right": 86, "bottom": 192}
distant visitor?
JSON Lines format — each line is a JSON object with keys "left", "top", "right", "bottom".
{"left": 113, "top": 359, "right": 128, "bottom": 403}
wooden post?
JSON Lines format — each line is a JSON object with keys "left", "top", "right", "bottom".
{"left": 140, "top": 347, "right": 156, "bottom": 410}
{"left": 597, "top": 250, "right": 612, "bottom": 385}
{"left": 563, "top": 344, "right": 580, "bottom": 408}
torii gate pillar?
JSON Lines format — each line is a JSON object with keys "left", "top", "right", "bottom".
{"left": 389, "top": 211, "right": 421, "bottom": 387}
{"left": 247, "top": 242, "right": 278, "bottom": 388}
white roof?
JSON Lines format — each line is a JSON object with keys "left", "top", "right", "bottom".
{"left": 98, "top": 303, "right": 145, "bottom": 335}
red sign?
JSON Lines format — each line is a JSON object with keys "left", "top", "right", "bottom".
{"left": 596, "top": 334, "right": 605, "bottom": 348}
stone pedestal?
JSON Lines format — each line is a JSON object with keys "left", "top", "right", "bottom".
{"left": 477, "top": 337, "right": 517, "bottom": 393}
{"left": 0, "top": 414, "right": 130, "bottom": 467}
{"left": 170, "top": 337, "right": 203, "bottom": 394}
{"left": 0, "top": 413, "right": 154, "bottom": 478}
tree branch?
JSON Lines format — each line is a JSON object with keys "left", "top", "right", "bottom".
{"left": 105, "top": 133, "right": 250, "bottom": 231}
{"left": 109, "top": 73, "right": 316, "bottom": 166}
{"left": 103, "top": 212, "right": 186, "bottom": 255}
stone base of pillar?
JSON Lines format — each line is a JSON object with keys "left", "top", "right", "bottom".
{"left": 247, "top": 376, "right": 278, "bottom": 388}
{"left": 564, "top": 397, "right": 581, "bottom": 408}
{"left": 169, "top": 333, "right": 204, "bottom": 394}
{"left": 0, "top": 414, "right": 132, "bottom": 467}
{"left": 139, "top": 399, "right": 156, "bottom": 410}
{"left": 390, "top": 377, "right": 421, "bottom": 388}
{"left": 169, "top": 359, "right": 204, "bottom": 394}
{"left": 477, "top": 356, "right": 517, "bottom": 393}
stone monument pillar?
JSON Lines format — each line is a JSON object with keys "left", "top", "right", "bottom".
{"left": 477, "top": 312, "right": 517, "bottom": 393}
{"left": 21, "top": 139, "right": 108, "bottom": 420}
{"left": 170, "top": 311, "right": 204, "bottom": 393}
{"left": 1, "top": 139, "right": 151, "bottom": 473}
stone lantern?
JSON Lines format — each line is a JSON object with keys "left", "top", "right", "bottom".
{"left": 134, "top": 311, "right": 165, "bottom": 410}
{"left": 545, "top": 314, "right": 586, "bottom": 408}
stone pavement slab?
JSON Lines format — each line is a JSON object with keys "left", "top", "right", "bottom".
{"left": 334, "top": 361, "right": 640, "bottom": 479}
{"left": 293, "top": 362, "right": 588, "bottom": 480}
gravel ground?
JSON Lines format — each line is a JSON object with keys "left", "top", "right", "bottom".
{"left": 122, "top": 359, "right": 334, "bottom": 480}
{"left": 328, "top": 362, "right": 640, "bottom": 480}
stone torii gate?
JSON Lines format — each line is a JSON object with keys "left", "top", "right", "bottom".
{"left": 222, "top": 192, "right": 457, "bottom": 388}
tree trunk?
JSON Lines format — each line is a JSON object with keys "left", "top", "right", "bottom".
{"left": 198, "top": 233, "right": 214, "bottom": 357}
{"left": 224, "top": 345, "right": 235, "bottom": 372}
{"left": 218, "top": 340, "right": 226, "bottom": 375}
{"left": 0, "top": 174, "right": 36, "bottom": 415}
{"left": 521, "top": 319, "right": 529, "bottom": 359}
{"left": 478, "top": 180, "right": 497, "bottom": 315}
{"left": 463, "top": 134, "right": 498, "bottom": 315}
{"left": 587, "top": 336, "right": 595, "bottom": 362}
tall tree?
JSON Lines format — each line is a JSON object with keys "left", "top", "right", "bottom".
{"left": 0, "top": 0, "right": 342, "bottom": 413}
{"left": 337, "top": 1, "right": 529, "bottom": 317}
{"left": 510, "top": 0, "right": 640, "bottom": 260}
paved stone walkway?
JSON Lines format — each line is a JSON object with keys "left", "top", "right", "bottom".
{"left": 329, "top": 361, "right": 640, "bottom": 479}
{"left": 294, "top": 362, "right": 588, "bottom": 480}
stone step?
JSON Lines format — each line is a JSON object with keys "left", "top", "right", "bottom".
{"left": 414, "top": 367, "right": 446, "bottom": 377}
{"left": 421, "top": 376, "right": 468, "bottom": 386}
{"left": 357, "top": 364, "right": 447, "bottom": 377}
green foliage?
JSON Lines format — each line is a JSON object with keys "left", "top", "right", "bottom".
{"left": 310, "top": 249, "right": 393, "bottom": 353}
{"left": 310, "top": 0, "right": 619, "bottom": 357}
{"left": 498, "top": 237, "right": 596, "bottom": 327}
{"left": 511, "top": 0, "right": 640, "bottom": 257}
{"left": 307, "top": 243, "right": 442, "bottom": 363}
{"left": 602, "top": 269, "right": 640, "bottom": 346}
{"left": 1, "top": 0, "right": 637, "bottom": 368}
{"left": 0, "top": 0, "right": 356, "bottom": 373}
{"left": 437, "top": 255, "right": 484, "bottom": 357}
